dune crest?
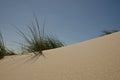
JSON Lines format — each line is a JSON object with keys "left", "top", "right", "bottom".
{"left": 0, "top": 32, "right": 120, "bottom": 80}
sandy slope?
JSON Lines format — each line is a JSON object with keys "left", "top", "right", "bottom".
{"left": 0, "top": 32, "right": 120, "bottom": 80}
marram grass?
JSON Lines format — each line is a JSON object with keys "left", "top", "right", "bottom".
{"left": 0, "top": 32, "right": 5, "bottom": 59}
{"left": 0, "top": 31, "right": 6, "bottom": 59}
{"left": 0, "top": 32, "right": 16, "bottom": 59}
{"left": 101, "top": 30, "right": 119, "bottom": 36}
{"left": 18, "top": 17, "right": 64, "bottom": 55}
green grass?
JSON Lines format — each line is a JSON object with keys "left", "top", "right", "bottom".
{"left": 0, "top": 31, "right": 7, "bottom": 59}
{"left": 0, "top": 31, "right": 16, "bottom": 59}
{"left": 101, "top": 30, "right": 119, "bottom": 36}
{"left": 17, "top": 17, "right": 64, "bottom": 55}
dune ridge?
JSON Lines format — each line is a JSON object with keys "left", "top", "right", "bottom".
{"left": 0, "top": 32, "right": 120, "bottom": 80}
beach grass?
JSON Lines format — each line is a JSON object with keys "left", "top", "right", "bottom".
{"left": 0, "top": 31, "right": 7, "bottom": 59}
{"left": 101, "top": 30, "right": 119, "bottom": 36}
{"left": 0, "top": 32, "right": 16, "bottom": 59}
{"left": 17, "top": 17, "right": 64, "bottom": 55}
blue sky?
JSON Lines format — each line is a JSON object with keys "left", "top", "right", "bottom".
{"left": 0, "top": 0, "right": 120, "bottom": 52}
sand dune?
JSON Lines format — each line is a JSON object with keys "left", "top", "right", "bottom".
{"left": 0, "top": 32, "right": 120, "bottom": 80}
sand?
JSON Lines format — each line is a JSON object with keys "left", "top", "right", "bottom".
{"left": 0, "top": 32, "right": 120, "bottom": 80}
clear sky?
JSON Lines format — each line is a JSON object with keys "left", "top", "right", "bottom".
{"left": 0, "top": 0, "right": 120, "bottom": 52}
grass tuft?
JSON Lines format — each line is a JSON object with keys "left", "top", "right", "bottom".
{"left": 101, "top": 30, "right": 119, "bottom": 36}
{"left": 0, "top": 31, "right": 7, "bottom": 59}
{"left": 0, "top": 31, "right": 16, "bottom": 60}
{"left": 17, "top": 17, "right": 64, "bottom": 55}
